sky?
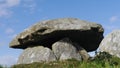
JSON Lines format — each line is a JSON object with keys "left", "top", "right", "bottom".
{"left": 0, "top": 0, "right": 120, "bottom": 66}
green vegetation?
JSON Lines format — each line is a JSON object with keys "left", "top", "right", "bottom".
{"left": 0, "top": 65, "right": 3, "bottom": 68}
{"left": 11, "top": 52, "right": 120, "bottom": 68}
{"left": 0, "top": 65, "right": 7, "bottom": 68}
{"left": 0, "top": 65, "right": 8, "bottom": 68}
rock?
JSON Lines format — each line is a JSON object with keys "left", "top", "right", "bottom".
{"left": 52, "top": 38, "right": 81, "bottom": 61}
{"left": 78, "top": 48, "right": 90, "bottom": 61}
{"left": 52, "top": 38, "right": 89, "bottom": 61}
{"left": 99, "top": 30, "right": 120, "bottom": 58}
{"left": 10, "top": 18, "right": 104, "bottom": 52}
{"left": 17, "top": 46, "right": 56, "bottom": 64}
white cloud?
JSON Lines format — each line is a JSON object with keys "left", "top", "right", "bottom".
{"left": 5, "top": 28, "right": 14, "bottom": 34}
{"left": 0, "top": 55, "right": 17, "bottom": 66}
{"left": 4, "top": 28, "right": 17, "bottom": 39}
{"left": 104, "top": 25, "right": 117, "bottom": 30}
{"left": 8, "top": 34, "right": 17, "bottom": 39}
{"left": 0, "top": 0, "right": 20, "bottom": 17}
{"left": 0, "top": 23, "right": 5, "bottom": 27}
{"left": 0, "top": 42, "right": 5, "bottom": 46}
{"left": 109, "top": 16, "right": 118, "bottom": 22}
{"left": 0, "top": 8, "right": 12, "bottom": 17}
{"left": 23, "top": 0, "right": 37, "bottom": 14}
{"left": 103, "top": 25, "right": 120, "bottom": 36}
{"left": 6, "top": 0, "right": 20, "bottom": 7}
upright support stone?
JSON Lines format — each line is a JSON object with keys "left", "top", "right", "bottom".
{"left": 52, "top": 38, "right": 89, "bottom": 61}
{"left": 17, "top": 46, "right": 56, "bottom": 64}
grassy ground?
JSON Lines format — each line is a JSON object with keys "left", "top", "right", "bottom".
{"left": 11, "top": 52, "right": 120, "bottom": 68}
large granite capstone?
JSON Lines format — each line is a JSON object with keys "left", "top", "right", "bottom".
{"left": 10, "top": 18, "right": 104, "bottom": 52}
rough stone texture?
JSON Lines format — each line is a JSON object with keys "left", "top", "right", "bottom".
{"left": 10, "top": 18, "right": 104, "bottom": 52}
{"left": 52, "top": 38, "right": 89, "bottom": 61}
{"left": 78, "top": 48, "right": 90, "bottom": 61}
{"left": 17, "top": 46, "right": 56, "bottom": 64}
{"left": 99, "top": 30, "right": 120, "bottom": 58}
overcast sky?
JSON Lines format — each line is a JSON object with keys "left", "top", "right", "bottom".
{"left": 0, "top": 0, "right": 120, "bottom": 66}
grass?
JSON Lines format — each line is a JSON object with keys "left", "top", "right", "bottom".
{"left": 11, "top": 52, "right": 120, "bottom": 68}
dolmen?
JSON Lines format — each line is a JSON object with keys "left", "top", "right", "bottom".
{"left": 9, "top": 18, "right": 104, "bottom": 64}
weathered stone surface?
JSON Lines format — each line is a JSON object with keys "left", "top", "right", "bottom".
{"left": 78, "top": 48, "right": 90, "bottom": 61}
{"left": 52, "top": 38, "right": 89, "bottom": 61}
{"left": 52, "top": 38, "right": 81, "bottom": 61}
{"left": 99, "top": 30, "right": 120, "bottom": 58}
{"left": 17, "top": 46, "right": 56, "bottom": 64}
{"left": 10, "top": 18, "right": 104, "bottom": 51}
